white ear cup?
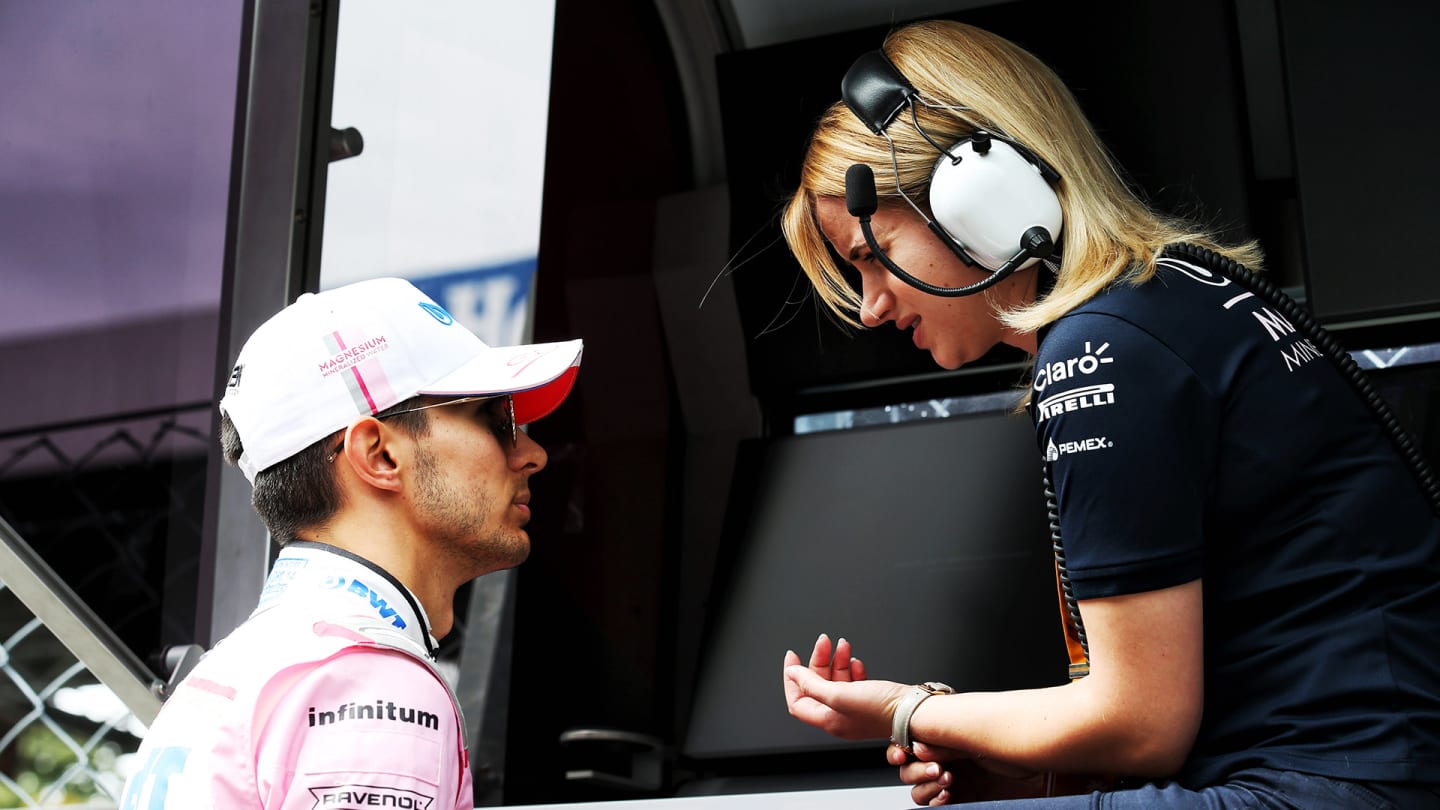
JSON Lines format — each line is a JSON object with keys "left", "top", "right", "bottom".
{"left": 928, "top": 138, "right": 1063, "bottom": 271}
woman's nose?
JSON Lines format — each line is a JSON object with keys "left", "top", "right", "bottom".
{"left": 860, "top": 273, "right": 894, "bottom": 328}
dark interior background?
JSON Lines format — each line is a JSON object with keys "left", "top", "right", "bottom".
{"left": 3, "top": 0, "right": 1438, "bottom": 806}
{"left": 506, "top": 0, "right": 1440, "bottom": 804}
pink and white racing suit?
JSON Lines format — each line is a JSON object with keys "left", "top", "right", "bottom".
{"left": 120, "top": 541, "right": 473, "bottom": 809}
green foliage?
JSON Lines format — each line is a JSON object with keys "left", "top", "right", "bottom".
{"left": 0, "top": 724, "right": 128, "bottom": 807}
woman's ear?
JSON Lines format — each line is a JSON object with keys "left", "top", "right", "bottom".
{"left": 336, "top": 418, "right": 404, "bottom": 492}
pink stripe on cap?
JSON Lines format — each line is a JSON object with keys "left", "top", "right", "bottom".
{"left": 352, "top": 356, "right": 394, "bottom": 413}
{"left": 330, "top": 330, "right": 396, "bottom": 414}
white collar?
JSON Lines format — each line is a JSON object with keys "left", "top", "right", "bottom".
{"left": 251, "top": 540, "right": 439, "bottom": 658}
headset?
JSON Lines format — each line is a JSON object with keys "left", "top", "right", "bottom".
{"left": 839, "top": 49, "right": 1063, "bottom": 297}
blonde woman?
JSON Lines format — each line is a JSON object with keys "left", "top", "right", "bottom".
{"left": 779, "top": 19, "right": 1440, "bottom": 809}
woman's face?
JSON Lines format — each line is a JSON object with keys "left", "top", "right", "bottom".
{"left": 815, "top": 196, "right": 1038, "bottom": 369}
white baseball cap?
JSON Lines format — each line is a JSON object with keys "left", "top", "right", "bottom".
{"left": 219, "top": 277, "right": 583, "bottom": 482}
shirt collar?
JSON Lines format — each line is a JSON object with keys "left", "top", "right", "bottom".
{"left": 251, "top": 540, "right": 438, "bottom": 658}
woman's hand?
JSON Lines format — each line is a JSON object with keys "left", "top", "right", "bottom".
{"left": 782, "top": 633, "right": 907, "bottom": 740}
{"left": 888, "top": 741, "right": 961, "bottom": 806}
{"left": 793, "top": 633, "right": 867, "bottom": 682}
{"left": 890, "top": 742, "right": 1047, "bottom": 806}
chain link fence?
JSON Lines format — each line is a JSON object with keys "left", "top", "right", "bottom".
{"left": 0, "top": 407, "right": 211, "bottom": 808}
{"left": 0, "top": 585, "right": 143, "bottom": 808}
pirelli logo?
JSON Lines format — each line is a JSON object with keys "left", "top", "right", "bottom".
{"left": 1036, "top": 383, "right": 1116, "bottom": 422}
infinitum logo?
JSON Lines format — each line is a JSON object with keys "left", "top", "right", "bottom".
{"left": 307, "top": 700, "right": 440, "bottom": 730}
{"left": 1045, "top": 436, "right": 1114, "bottom": 461}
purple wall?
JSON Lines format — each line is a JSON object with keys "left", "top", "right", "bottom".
{"left": 0, "top": 1, "right": 243, "bottom": 435}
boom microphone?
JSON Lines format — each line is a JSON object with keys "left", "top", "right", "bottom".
{"left": 845, "top": 163, "right": 878, "bottom": 217}
{"left": 842, "top": 163, "right": 1020, "bottom": 298}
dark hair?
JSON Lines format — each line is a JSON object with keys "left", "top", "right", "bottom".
{"left": 219, "top": 397, "right": 430, "bottom": 544}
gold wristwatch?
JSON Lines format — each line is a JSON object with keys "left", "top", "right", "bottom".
{"left": 890, "top": 681, "right": 954, "bottom": 754}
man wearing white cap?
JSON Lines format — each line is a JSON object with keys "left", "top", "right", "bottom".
{"left": 120, "top": 278, "right": 583, "bottom": 810}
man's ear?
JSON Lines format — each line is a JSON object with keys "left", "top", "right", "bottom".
{"left": 337, "top": 418, "right": 404, "bottom": 492}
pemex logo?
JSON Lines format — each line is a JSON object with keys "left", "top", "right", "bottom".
{"left": 1047, "top": 436, "right": 1115, "bottom": 461}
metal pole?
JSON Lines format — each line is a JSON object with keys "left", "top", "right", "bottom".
{"left": 0, "top": 514, "right": 162, "bottom": 726}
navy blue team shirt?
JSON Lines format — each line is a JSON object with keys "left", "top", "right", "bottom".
{"left": 1026, "top": 246, "right": 1440, "bottom": 788}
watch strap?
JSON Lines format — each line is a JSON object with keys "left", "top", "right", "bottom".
{"left": 890, "top": 681, "right": 954, "bottom": 752}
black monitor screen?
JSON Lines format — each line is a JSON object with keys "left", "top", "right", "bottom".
{"left": 1277, "top": 0, "right": 1440, "bottom": 326}
{"left": 683, "top": 408, "right": 1068, "bottom": 759}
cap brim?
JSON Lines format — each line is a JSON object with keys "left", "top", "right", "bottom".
{"left": 418, "top": 338, "right": 583, "bottom": 425}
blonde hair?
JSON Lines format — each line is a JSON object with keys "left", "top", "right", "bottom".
{"left": 781, "top": 19, "right": 1263, "bottom": 333}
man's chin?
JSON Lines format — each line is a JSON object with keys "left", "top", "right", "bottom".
{"left": 463, "top": 530, "right": 531, "bottom": 574}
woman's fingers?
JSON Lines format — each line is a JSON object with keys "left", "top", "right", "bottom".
{"left": 807, "top": 633, "right": 834, "bottom": 676}
{"left": 897, "top": 759, "right": 944, "bottom": 786}
{"left": 802, "top": 633, "right": 866, "bottom": 682}
{"left": 782, "top": 650, "right": 804, "bottom": 708}
{"left": 908, "top": 774, "right": 948, "bottom": 806}
{"left": 832, "top": 637, "right": 851, "bottom": 679}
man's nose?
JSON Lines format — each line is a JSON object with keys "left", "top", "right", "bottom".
{"left": 512, "top": 427, "right": 548, "bottom": 473}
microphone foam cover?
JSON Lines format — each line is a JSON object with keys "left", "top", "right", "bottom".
{"left": 845, "top": 163, "right": 879, "bottom": 217}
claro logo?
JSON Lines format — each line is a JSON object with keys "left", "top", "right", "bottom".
{"left": 1033, "top": 341, "right": 1113, "bottom": 393}
{"left": 1034, "top": 342, "right": 1117, "bottom": 423}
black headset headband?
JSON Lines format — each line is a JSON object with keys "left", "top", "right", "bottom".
{"left": 839, "top": 50, "right": 1061, "bottom": 183}
{"left": 833, "top": 48, "right": 1064, "bottom": 296}
{"left": 840, "top": 51, "right": 917, "bottom": 135}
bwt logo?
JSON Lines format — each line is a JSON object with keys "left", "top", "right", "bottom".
{"left": 309, "top": 785, "right": 434, "bottom": 809}
{"left": 319, "top": 577, "right": 408, "bottom": 630}
{"left": 1033, "top": 341, "right": 1114, "bottom": 393}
